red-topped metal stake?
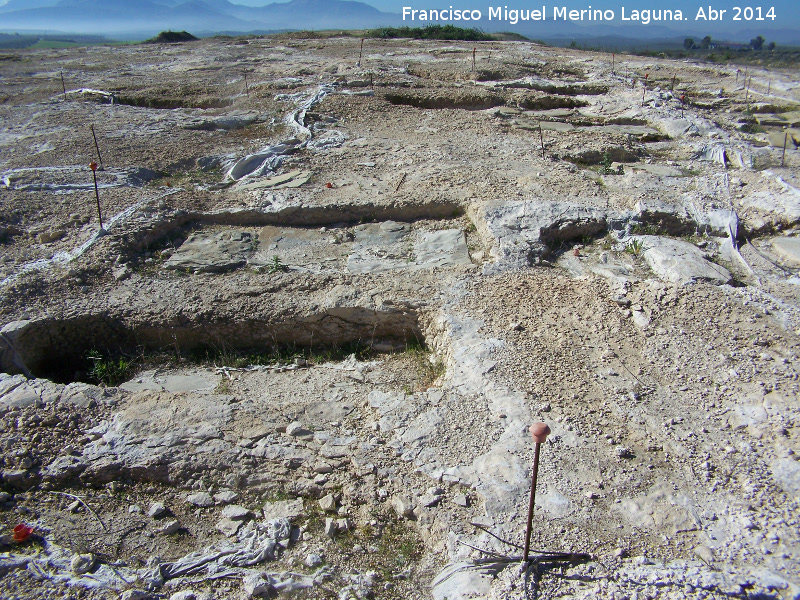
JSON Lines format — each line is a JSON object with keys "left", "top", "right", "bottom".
{"left": 523, "top": 422, "right": 551, "bottom": 561}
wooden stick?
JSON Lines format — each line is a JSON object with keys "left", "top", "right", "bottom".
{"left": 671, "top": 74, "right": 676, "bottom": 92}
{"left": 472, "top": 47, "right": 476, "bottom": 72}
{"left": 48, "top": 491, "right": 108, "bottom": 532}
{"left": 359, "top": 38, "right": 364, "bottom": 64}
{"left": 60, "top": 70, "right": 66, "bottom": 100}
{"left": 395, "top": 172, "right": 406, "bottom": 192}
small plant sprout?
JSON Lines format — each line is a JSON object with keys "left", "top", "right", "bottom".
{"left": 268, "top": 255, "right": 287, "bottom": 274}
{"left": 625, "top": 239, "right": 644, "bottom": 257}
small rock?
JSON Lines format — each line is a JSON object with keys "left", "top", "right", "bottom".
{"left": 215, "top": 518, "right": 242, "bottom": 537}
{"left": 159, "top": 519, "right": 181, "bottom": 535}
{"left": 285, "top": 421, "right": 305, "bottom": 436}
{"left": 336, "top": 518, "right": 352, "bottom": 532}
{"left": 169, "top": 592, "right": 200, "bottom": 600}
{"left": 305, "top": 553, "right": 323, "bottom": 567}
{"left": 319, "top": 493, "right": 337, "bottom": 512}
{"left": 452, "top": 493, "right": 469, "bottom": 508}
{"left": 112, "top": 266, "right": 132, "bottom": 281}
{"left": 70, "top": 553, "right": 94, "bottom": 574}
{"left": 68, "top": 500, "right": 82, "bottom": 513}
{"left": 419, "top": 494, "right": 441, "bottom": 508}
{"left": 616, "top": 446, "right": 633, "bottom": 459}
{"left": 128, "top": 504, "right": 142, "bottom": 514}
{"left": 324, "top": 517, "right": 338, "bottom": 538}
{"left": 391, "top": 495, "right": 415, "bottom": 518}
{"left": 585, "top": 491, "right": 599, "bottom": 500}
{"left": 148, "top": 502, "right": 167, "bottom": 518}
{"left": 613, "top": 547, "right": 628, "bottom": 558}
{"left": 263, "top": 498, "right": 304, "bottom": 522}
{"left": 38, "top": 229, "right": 65, "bottom": 244}
{"left": 121, "top": 591, "right": 151, "bottom": 600}
{"left": 213, "top": 490, "right": 239, "bottom": 505}
{"left": 221, "top": 505, "right": 253, "bottom": 520}
{"left": 243, "top": 572, "right": 272, "bottom": 598}
{"left": 0, "top": 492, "right": 10, "bottom": 502}
{"left": 186, "top": 492, "right": 213, "bottom": 508}
{"left": 694, "top": 544, "right": 716, "bottom": 564}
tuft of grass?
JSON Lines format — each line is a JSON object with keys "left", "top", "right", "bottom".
{"left": 403, "top": 339, "right": 446, "bottom": 391}
{"left": 86, "top": 350, "right": 133, "bottom": 386}
{"left": 625, "top": 239, "right": 645, "bottom": 257}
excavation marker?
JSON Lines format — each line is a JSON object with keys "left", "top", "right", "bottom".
{"left": 611, "top": 53, "right": 614, "bottom": 75}
{"left": 90, "top": 125, "right": 104, "bottom": 171}
{"left": 523, "top": 422, "right": 551, "bottom": 562}
{"left": 472, "top": 47, "right": 476, "bottom": 72}
{"left": 60, "top": 70, "right": 66, "bottom": 100}
{"left": 671, "top": 74, "right": 676, "bottom": 92}
{"left": 782, "top": 132, "right": 788, "bottom": 167}
{"left": 736, "top": 68, "right": 740, "bottom": 84}
{"left": 641, "top": 73, "right": 648, "bottom": 106}
{"left": 538, "top": 121, "right": 545, "bottom": 158}
{"left": 90, "top": 161, "right": 103, "bottom": 230}
{"left": 359, "top": 38, "right": 364, "bottom": 65}
{"left": 768, "top": 79, "right": 771, "bottom": 95}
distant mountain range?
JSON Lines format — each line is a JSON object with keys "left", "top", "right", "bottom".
{"left": 0, "top": 0, "right": 797, "bottom": 45}
{"left": 0, "top": 0, "right": 400, "bottom": 37}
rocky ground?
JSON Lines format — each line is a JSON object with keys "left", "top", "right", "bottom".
{"left": 0, "top": 34, "right": 799, "bottom": 599}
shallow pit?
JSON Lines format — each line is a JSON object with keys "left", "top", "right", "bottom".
{"left": 385, "top": 92, "right": 505, "bottom": 110}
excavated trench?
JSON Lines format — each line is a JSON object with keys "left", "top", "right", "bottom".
{"left": 385, "top": 92, "right": 505, "bottom": 110}
{"left": 1, "top": 306, "right": 426, "bottom": 383}
{"left": 518, "top": 95, "right": 588, "bottom": 110}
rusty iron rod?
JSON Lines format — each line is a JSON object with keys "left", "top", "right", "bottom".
{"left": 539, "top": 121, "right": 545, "bottom": 158}
{"left": 90, "top": 125, "right": 103, "bottom": 170}
{"left": 783, "top": 132, "right": 788, "bottom": 167}
{"left": 523, "top": 423, "right": 550, "bottom": 562}
{"left": 90, "top": 163, "right": 103, "bottom": 230}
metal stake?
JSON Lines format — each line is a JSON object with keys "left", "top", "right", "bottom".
{"left": 523, "top": 422, "right": 551, "bottom": 562}
{"left": 359, "top": 38, "right": 364, "bottom": 65}
{"left": 472, "top": 47, "right": 476, "bottom": 72}
{"left": 782, "top": 132, "right": 788, "bottom": 167}
{"left": 90, "top": 125, "right": 104, "bottom": 171}
{"left": 90, "top": 161, "right": 103, "bottom": 230}
{"left": 538, "top": 121, "right": 545, "bottom": 158}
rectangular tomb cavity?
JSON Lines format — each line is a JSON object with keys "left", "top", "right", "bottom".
{"left": 346, "top": 222, "right": 471, "bottom": 274}
{"left": 168, "top": 220, "right": 472, "bottom": 275}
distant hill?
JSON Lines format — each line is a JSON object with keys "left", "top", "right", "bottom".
{"left": 145, "top": 30, "right": 199, "bottom": 44}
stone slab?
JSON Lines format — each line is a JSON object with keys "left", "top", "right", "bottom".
{"left": 165, "top": 231, "right": 253, "bottom": 273}
{"left": 635, "top": 235, "right": 732, "bottom": 285}
{"left": 770, "top": 237, "right": 800, "bottom": 265}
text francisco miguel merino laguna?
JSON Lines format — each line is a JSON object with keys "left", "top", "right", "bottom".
{"left": 403, "top": 5, "right": 777, "bottom": 24}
